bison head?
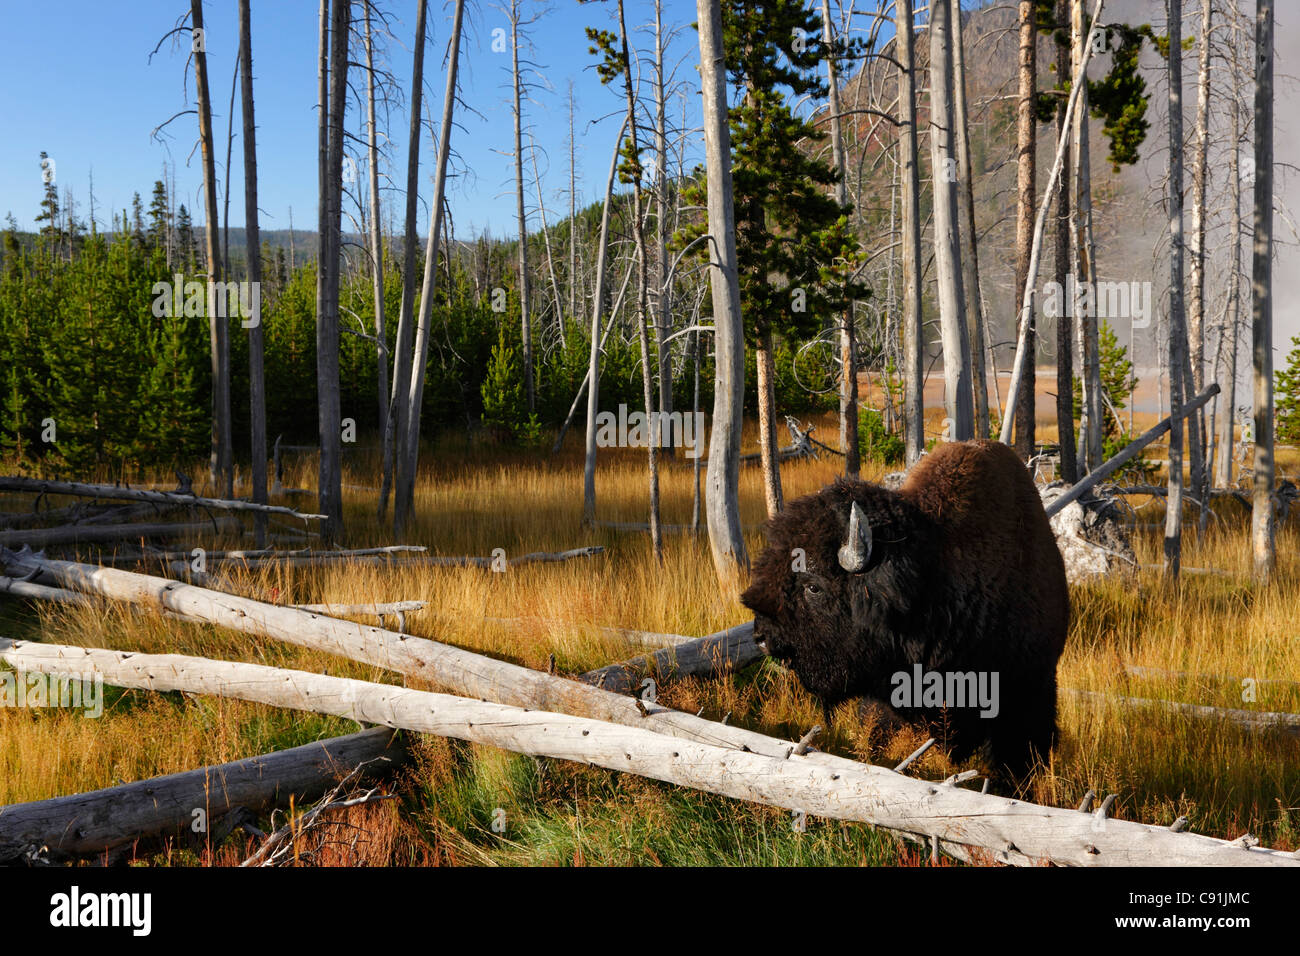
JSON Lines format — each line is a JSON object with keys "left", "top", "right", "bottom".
{"left": 740, "top": 479, "right": 940, "bottom": 706}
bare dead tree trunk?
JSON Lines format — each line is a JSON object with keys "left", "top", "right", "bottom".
{"left": 512, "top": 0, "right": 534, "bottom": 413}
{"left": 314, "top": 0, "right": 348, "bottom": 544}
{"left": 1071, "top": 0, "right": 1103, "bottom": 473}
{"left": 238, "top": 0, "right": 267, "bottom": 547}
{"left": 613, "top": 0, "right": 663, "bottom": 560}
{"left": 378, "top": 0, "right": 427, "bottom": 521}
{"left": 568, "top": 81, "right": 579, "bottom": 323}
{"left": 756, "top": 328, "right": 782, "bottom": 518}
{"left": 897, "top": 0, "right": 924, "bottom": 466}
{"left": 1164, "top": 0, "right": 1187, "bottom": 580}
{"left": 191, "top": 0, "right": 231, "bottom": 497}
{"left": 654, "top": 0, "right": 674, "bottom": 458}
{"left": 582, "top": 117, "right": 629, "bottom": 527}
{"left": 364, "top": 2, "right": 389, "bottom": 446}
{"left": 951, "top": 0, "right": 989, "bottom": 439}
{"left": 928, "top": 0, "right": 973, "bottom": 441}
{"left": 1215, "top": 37, "right": 1244, "bottom": 490}
{"left": 1189, "top": 0, "right": 1212, "bottom": 531}
{"left": 1012, "top": 0, "right": 1037, "bottom": 460}
{"left": 697, "top": 0, "right": 748, "bottom": 585}
{"left": 1055, "top": 0, "right": 1077, "bottom": 483}
{"left": 396, "top": 0, "right": 465, "bottom": 532}
{"left": 822, "top": 0, "right": 858, "bottom": 475}
{"left": 530, "top": 136, "right": 565, "bottom": 335}
{"left": 1250, "top": 0, "right": 1275, "bottom": 582}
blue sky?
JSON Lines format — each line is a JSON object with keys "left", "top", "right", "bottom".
{"left": 0, "top": 0, "right": 709, "bottom": 240}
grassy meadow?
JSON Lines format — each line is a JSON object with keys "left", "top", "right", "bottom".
{"left": 1, "top": 408, "right": 1298, "bottom": 866}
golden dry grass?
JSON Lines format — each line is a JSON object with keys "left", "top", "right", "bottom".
{"left": 1, "top": 411, "right": 1297, "bottom": 865}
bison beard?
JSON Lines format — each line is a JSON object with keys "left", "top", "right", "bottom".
{"left": 740, "top": 440, "right": 1069, "bottom": 774}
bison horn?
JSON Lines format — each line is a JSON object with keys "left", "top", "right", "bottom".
{"left": 837, "top": 501, "right": 872, "bottom": 573}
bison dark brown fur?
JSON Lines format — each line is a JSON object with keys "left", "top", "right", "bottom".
{"left": 740, "top": 440, "right": 1069, "bottom": 772}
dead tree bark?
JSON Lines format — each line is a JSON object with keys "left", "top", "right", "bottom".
{"left": 191, "top": 0, "right": 232, "bottom": 497}
{"left": 580, "top": 620, "right": 758, "bottom": 694}
{"left": 822, "top": 0, "right": 859, "bottom": 475}
{"left": 1054, "top": 0, "right": 1077, "bottom": 483}
{"left": 511, "top": 0, "right": 534, "bottom": 413}
{"left": 238, "top": 0, "right": 267, "bottom": 548}
{"left": 396, "top": 0, "right": 465, "bottom": 532}
{"left": 1250, "top": 0, "right": 1275, "bottom": 581}
{"left": 928, "top": 0, "right": 973, "bottom": 441}
{"left": 1189, "top": 0, "right": 1213, "bottom": 532}
{"left": 611, "top": 0, "right": 663, "bottom": 560}
{"left": 1011, "top": 0, "right": 1038, "bottom": 459}
{"left": 697, "top": 0, "right": 748, "bottom": 585}
{"left": 0, "top": 728, "right": 404, "bottom": 863}
{"left": 0, "top": 477, "right": 326, "bottom": 519}
{"left": 0, "top": 518, "right": 240, "bottom": 549}
{"left": 1215, "top": 34, "right": 1245, "bottom": 489}
{"left": 897, "top": 0, "right": 924, "bottom": 466}
{"left": 363, "top": 2, "right": 389, "bottom": 450}
{"left": 315, "top": 0, "right": 348, "bottom": 543}
{"left": 951, "top": 0, "right": 989, "bottom": 439}
{"left": 654, "top": 0, "right": 675, "bottom": 458}
{"left": 582, "top": 117, "right": 629, "bottom": 527}
{"left": 1072, "top": 0, "right": 1103, "bottom": 472}
{"left": 378, "top": 0, "right": 427, "bottom": 521}
{"left": 1165, "top": 0, "right": 1187, "bottom": 581}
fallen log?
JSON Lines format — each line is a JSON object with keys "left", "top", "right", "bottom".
{"left": 0, "top": 726, "right": 404, "bottom": 863}
{"left": 192, "top": 545, "right": 427, "bottom": 565}
{"left": 1064, "top": 688, "right": 1300, "bottom": 738}
{"left": 179, "top": 545, "right": 599, "bottom": 570}
{"left": 294, "top": 600, "right": 426, "bottom": 616}
{"left": 1043, "top": 384, "right": 1220, "bottom": 519}
{"left": 580, "top": 620, "right": 762, "bottom": 694}
{"left": 2, "top": 637, "right": 1294, "bottom": 867}
{"left": 0, "top": 476, "right": 327, "bottom": 521}
{"left": 419, "top": 546, "right": 605, "bottom": 569}
{"left": 484, "top": 616, "right": 695, "bottom": 649}
{"left": 0, "top": 518, "right": 240, "bottom": 550}
{"left": 0, "top": 553, "right": 1182, "bottom": 864}
{"left": 1125, "top": 664, "right": 1300, "bottom": 691}
{"left": 0, "top": 577, "right": 94, "bottom": 607}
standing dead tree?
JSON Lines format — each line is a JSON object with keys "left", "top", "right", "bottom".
{"left": 395, "top": 0, "right": 467, "bottom": 533}
{"left": 378, "top": 0, "right": 427, "bottom": 522}
{"left": 190, "top": 0, "right": 232, "bottom": 498}
{"left": 927, "top": 0, "right": 973, "bottom": 441}
{"left": 1164, "top": 0, "right": 1188, "bottom": 581}
{"left": 315, "top": 0, "right": 349, "bottom": 543}
{"left": 238, "top": 0, "right": 267, "bottom": 548}
{"left": 896, "top": 0, "right": 924, "bottom": 467}
{"left": 1250, "top": 0, "right": 1275, "bottom": 581}
{"left": 697, "top": 0, "right": 748, "bottom": 586}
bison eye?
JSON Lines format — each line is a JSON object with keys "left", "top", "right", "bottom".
{"left": 804, "top": 583, "right": 822, "bottom": 597}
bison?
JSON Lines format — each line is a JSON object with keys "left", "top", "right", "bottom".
{"left": 740, "top": 439, "right": 1069, "bottom": 773}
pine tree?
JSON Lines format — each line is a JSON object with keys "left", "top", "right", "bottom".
{"left": 175, "top": 204, "right": 195, "bottom": 268}
{"left": 34, "top": 152, "right": 60, "bottom": 247}
{"left": 147, "top": 179, "right": 171, "bottom": 257}
{"left": 1275, "top": 336, "right": 1300, "bottom": 444}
